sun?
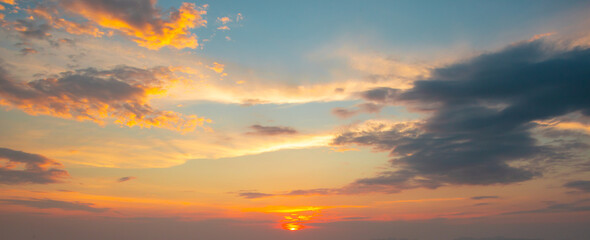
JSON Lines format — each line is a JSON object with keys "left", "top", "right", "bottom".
{"left": 282, "top": 222, "right": 303, "bottom": 231}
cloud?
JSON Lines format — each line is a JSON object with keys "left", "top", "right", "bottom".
{"left": 237, "top": 192, "right": 275, "bottom": 199}
{"left": 117, "top": 176, "right": 137, "bottom": 183}
{"left": 473, "top": 203, "right": 490, "bottom": 206}
{"left": 331, "top": 103, "right": 383, "bottom": 119}
{"left": 0, "top": 198, "right": 109, "bottom": 213}
{"left": 246, "top": 125, "right": 298, "bottom": 136}
{"left": 208, "top": 62, "right": 224, "bottom": 74}
{"left": 19, "top": 48, "right": 38, "bottom": 55}
{"left": 502, "top": 198, "right": 590, "bottom": 215}
{"left": 337, "top": 40, "right": 590, "bottom": 187}
{"left": 28, "top": 5, "right": 105, "bottom": 37}
{"left": 564, "top": 180, "right": 590, "bottom": 193}
{"left": 217, "top": 17, "right": 231, "bottom": 25}
{"left": 471, "top": 196, "right": 499, "bottom": 200}
{"left": 58, "top": 0, "right": 207, "bottom": 49}
{"left": 0, "top": 147, "right": 69, "bottom": 184}
{"left": 243, "top": 40, "right": 590, "bottom": 197}
{"left": 0, "top": 64, "right": 209, "bottom": 132}
{"left": 13, "top": 19, "right": 52, "bottom": 40}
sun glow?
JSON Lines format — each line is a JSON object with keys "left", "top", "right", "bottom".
{"left": 284, "top": 222, "right": 303, "bottom": 231}
{"left": 280, "top": 211, "right": 317, "bottom": 231}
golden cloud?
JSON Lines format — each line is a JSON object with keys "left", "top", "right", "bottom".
{"left": 0, "top": 65, "right": 209, "bottom": 133}
{"left": 59, "top": 0, "right": 207, "bottom": 50}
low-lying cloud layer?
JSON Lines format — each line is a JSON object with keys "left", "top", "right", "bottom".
{"left": 0, "top": 147, "right": 69, "bottom": 184}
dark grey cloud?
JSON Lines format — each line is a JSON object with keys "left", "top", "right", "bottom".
{"left": 564, "top": 180, "right": 590, "bottom": 193}
{"left": 0, "top": 198, "right": 109, "bottom": 213}
{"left": 0, "top": 147, "right": 69, "bottom": 184}
{"left": 471, "top": 196, "right": 499, "bottom": 200}
{"left": 117, "top": 176, "right": 136, "bottom": 183}
{"left": 242, "top": 40, "right": 590, "bottom": 198}
{"left": 246, "top": 124, "right": 298, "bottom": 136}
{"left": 339, "top": 40, "right": 590, "bottom": 188}
{"left": 361, "top": 87, "right": 400, "bottom": 104}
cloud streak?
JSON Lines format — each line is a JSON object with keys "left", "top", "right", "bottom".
{"left": 246, "top": 125, "right": 298, "bottom": 136}
{"left": 0, "top": 147, "right": 69, "bottom": 184}
{"left": 0, "top": 198, "right": 109, "bottom": 213}
{"left": 117, "top": 176, "right": 137, "bottom": 183}
{"left": 471, "top": 196, "right": 499, "bottom": 200}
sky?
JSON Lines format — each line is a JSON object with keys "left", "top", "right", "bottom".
{"left": 1, "top": 0, "right": 590, "bottom": 239}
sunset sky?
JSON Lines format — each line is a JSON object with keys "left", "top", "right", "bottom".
{"left": 1, "top": 1, "right": 590, "bottom": 239}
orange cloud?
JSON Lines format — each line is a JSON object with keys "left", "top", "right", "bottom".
{"left": 59, "top": 0, "right": 207, "bottom": 50}
{"left": 208, "top": 62, "right": 225, "bottom": 74}
{"left": 217, "top": 16, "right": 231, "bottom": 24}
{"left": 0, "top": 65, "right": 209, "bottom": 133}
{"left": 535, "top": 119, "right": 590, "bottom": 134}
{"left": 0, "top": 0, "right": 14, "bottom": 5}
{"left": 529, "top": 32, "right": 556, "bottom": 42}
